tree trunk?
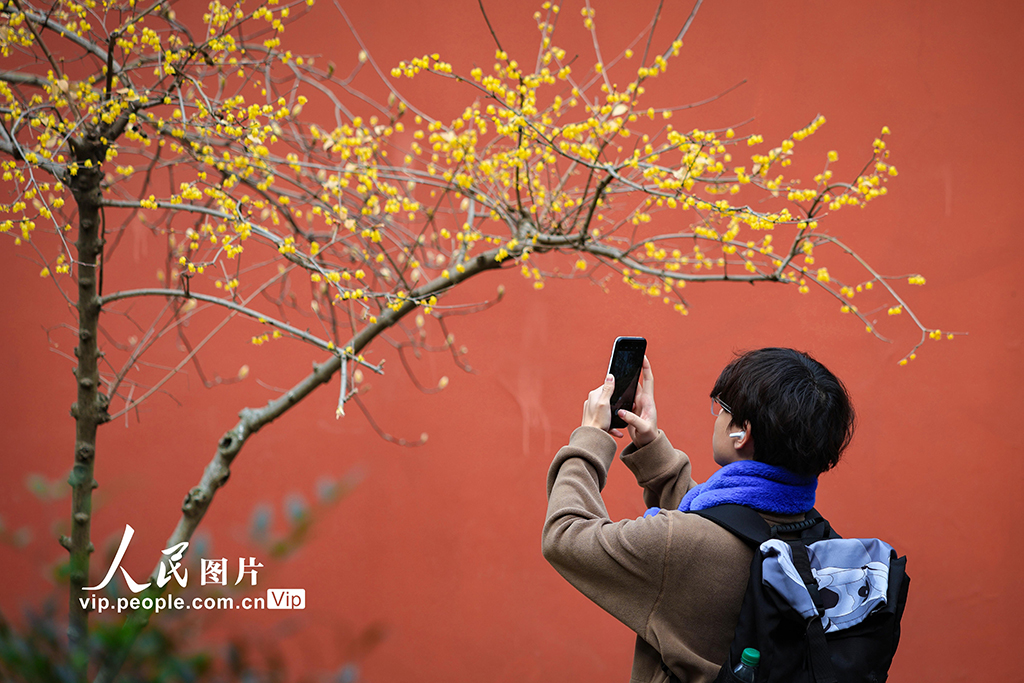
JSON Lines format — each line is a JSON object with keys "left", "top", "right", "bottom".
{"left": 65, "top": 134, "right": 110, "bottom": 679}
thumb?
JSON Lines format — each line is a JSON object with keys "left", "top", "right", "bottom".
{"left": 616, "top": 408, "right": 640, "bottom": 428}
{"left": 601, "top": 374, "right": 616, "bottom": 399}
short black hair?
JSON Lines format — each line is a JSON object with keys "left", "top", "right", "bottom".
{"left": 710, "top": 348, "right": 855, "bottom": 477}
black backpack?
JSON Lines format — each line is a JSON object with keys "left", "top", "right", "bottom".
{"left": 676, "top": 505, "right": 909, "bottom": 683}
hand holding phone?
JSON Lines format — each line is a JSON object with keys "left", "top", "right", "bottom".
{"left": 617, "top": 354, "right": 658, "bottom": 447}
{"left": 607, "top": 336, "right": 647, "bottom": 429}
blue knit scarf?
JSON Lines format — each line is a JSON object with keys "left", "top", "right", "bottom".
{"left": 642, "top": 460, "right": 817, "bottom": 518}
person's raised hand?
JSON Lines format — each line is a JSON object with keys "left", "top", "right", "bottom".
{"left": 617, "top": 355, "right": 658, "bottom": 447}
{"left": 581, "top": 374, "right": 626, "bottom": 438}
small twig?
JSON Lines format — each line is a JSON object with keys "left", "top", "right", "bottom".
{"left": 352, "top": 393, "right": 427, "bottom": 447}
{"left": 100, "top": 289, "right": 336, "bottom": 353}
{"left": 477, "top": 0, "right": 505, "bottom": 54}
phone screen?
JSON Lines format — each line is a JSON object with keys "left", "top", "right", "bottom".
{"left": 607, "top": 336, "right": 647, "bottom": 429}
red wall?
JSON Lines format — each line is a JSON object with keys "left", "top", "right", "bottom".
{"left": 1, "top": 0, "right": 1021, "bottom": 681}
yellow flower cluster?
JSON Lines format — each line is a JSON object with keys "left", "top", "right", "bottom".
{"left": 0, "top": 0, "right": 942, "bottom": 362}
{"left": 251, "top": 329, "right": 284, "bottom": 346}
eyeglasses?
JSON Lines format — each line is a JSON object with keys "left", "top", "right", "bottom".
{"left": 711, "top": 396, "right": 733, "bottom": 416}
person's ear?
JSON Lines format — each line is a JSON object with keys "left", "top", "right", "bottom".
{"left": 729, "top": 421, "right": 753, "bottom": 453}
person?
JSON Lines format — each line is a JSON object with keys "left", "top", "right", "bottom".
{"left": 542, "top": 347, "right": 855, "bottom": 683}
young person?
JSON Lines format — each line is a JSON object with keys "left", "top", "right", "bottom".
{"left": 542, "top": 348, "right": 855, "bottom": 683}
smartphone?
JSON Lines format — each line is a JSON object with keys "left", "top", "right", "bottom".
{"left": 607, "top": 336, "right": 647, "bottom": 429}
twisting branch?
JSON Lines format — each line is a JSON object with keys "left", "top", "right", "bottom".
{"left": 92, "top": 242, "right": 516, "bottom": 682}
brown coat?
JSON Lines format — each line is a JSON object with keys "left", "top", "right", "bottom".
{"left": 542, "top": 427, "right": 804, "bottom": 683}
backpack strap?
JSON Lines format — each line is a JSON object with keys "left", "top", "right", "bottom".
{"left": 692, "top": 504, "right": 826, "bottom": 547}
{"left": 691, "top": 504, "right": 771, "bottom": 546}
{"left": 785, "top": 537, "right": 839, "bottom": 683}
{"left": 694, "top": 505, "right": 840, "bottom": 683}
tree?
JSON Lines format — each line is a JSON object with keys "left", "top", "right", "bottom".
{"left": 0, "top": 0, "right": 953, "bottom": 679}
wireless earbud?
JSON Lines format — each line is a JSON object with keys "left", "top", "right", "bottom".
{"left": 729, "top": 431, "right": 746, "bottom": 439}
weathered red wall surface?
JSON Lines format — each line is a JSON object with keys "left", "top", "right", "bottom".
{"left": 2, "top": 0, "right": 1021, "bottom": 681}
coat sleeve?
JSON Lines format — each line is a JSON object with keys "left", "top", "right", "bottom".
{"left": 620, "top": 430, "right": 698, "bottom": 510}
{"left": 542, "top": 426, "right": 679, "bottom": 637}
